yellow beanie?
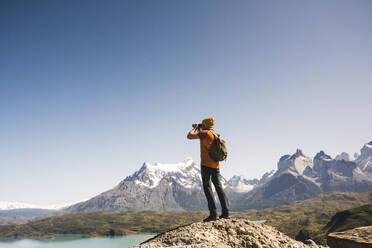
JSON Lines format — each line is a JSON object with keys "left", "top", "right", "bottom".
{"left": 202, "top": 117, "right": 215, "bottom": 128}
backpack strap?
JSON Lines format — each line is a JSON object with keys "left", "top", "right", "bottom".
{"left": 209, "top": 130, "right": 219, "bottom": 139}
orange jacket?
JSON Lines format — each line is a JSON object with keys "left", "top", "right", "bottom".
{"left": 198, "top": 129, "right": 219, "bottom": 168}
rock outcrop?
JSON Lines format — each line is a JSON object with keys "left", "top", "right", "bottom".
{"left": 132, "top": 218, "right": 326, "bottom": 248}
{"left": 327, "top": 226, "right": 372, "bottom": 248}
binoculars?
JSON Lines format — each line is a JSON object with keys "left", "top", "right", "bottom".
{"left": 192, "top": 123, "right": 203, "bottom": 130}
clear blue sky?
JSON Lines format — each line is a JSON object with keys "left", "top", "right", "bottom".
{"left": 1, "top": 0, "right": 371, "bottom": 205}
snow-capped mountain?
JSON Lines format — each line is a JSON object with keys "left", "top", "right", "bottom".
{"left": 60, "top": 158, "right": 203, "bottom": 213}
{"left": 130, "top": 158, "right": 204, "bottom": 189}
{"left": 60, "top": 158, "right": 261, "bottom": 214}
{"left": 130, "top": 159, "right": 261, "bottom": 193}
{"left": 226, "top": 175, "right": 257, "bottom": 193}
{"left": 355, "top": 141, "right": 372, "bottom": 173}
{"left": 277, "top": 149, "right": 313, "bottom": 176}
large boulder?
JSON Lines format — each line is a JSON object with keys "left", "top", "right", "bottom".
{"left": 327, "top": 226, "right": 372, "bottom": 248}
{"left": 132, "top": 218, "right": 326, "bottom": 248}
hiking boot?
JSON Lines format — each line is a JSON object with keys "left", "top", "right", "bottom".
{"left": 203, "top": 215, "right": 218, "bottom": 222}
{"left": 219, "top": 211, "right": 229, "bottom": 219}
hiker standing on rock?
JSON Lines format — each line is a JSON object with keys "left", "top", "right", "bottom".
{"left": 187, "top": 117, "right": 229, "bottom": 222}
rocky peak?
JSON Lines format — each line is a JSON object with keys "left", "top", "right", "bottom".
{"left": 228, "top": 175, "right": 258, "bottom": 186}
{"left": 313, "top": 150, "right": 360, "bottom": 179}
{"left": 279, "top": 154, "right": 291, "bottom": 162}
{"left": 313, "top": 151, "right": 332, "bottom": 175}
{"left": 132, "top": 218, "right": 326, "bottom": 248}
{"left": 227, "top": 175, "right": 258, "bottom": 193}
{"left": 228, "top": 175, "right": 244, "bottom": 185}
{"left": 355, "top": 142, "right": 372, "bottom": 173}
{"left": 361, "top": 141, "right": 372, "bottom": 156}
{"left": 136, "top": 162, "right": 150, "bottom": 175}
{"left": 258, "top": 169, "right": 276, "bottom": 184}
{"left": 277, "top": 149, "right": 312, "bottom": 175}
{"left": 354, "top": 152, "right": 360, "bottom": 159}
{"left": 314, "top": 151, "right": 332, "bottom": 161}
{"left": 334, "top": 152, "right": 352, "bottom": 161}
{"left": 291, "top": 148, "right": 305, "bottom": 159}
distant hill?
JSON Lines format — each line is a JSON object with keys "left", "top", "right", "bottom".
{"left": 237, "top": 191, "right": 372, "bottom": 241}
{"left": 0, "top": 211, "right": 207, "bottom": 238}
{"left": 0, "top": 216, "right": 37, "bottom": 226}
{"left": 308, "top": 203, "right": 372, "bottom": 244}
{"left": 324, "top": 204, "right": 372, "bottom": 233}
{"left": 0, "top": 209, "right": 55, "bottom": 217}
{"left": 0, "top": 209, "right": 56, "bottom": 226}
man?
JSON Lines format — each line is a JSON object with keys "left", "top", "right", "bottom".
{"left": 187, "top": 117, "right": 229, "bottom": 222}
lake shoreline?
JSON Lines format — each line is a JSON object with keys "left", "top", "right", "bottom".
{"left": 0, "top": 234, "right": 156, "bottom": 248}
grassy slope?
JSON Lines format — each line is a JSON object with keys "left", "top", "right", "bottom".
{"left": 311, "top": 203, "right": 372, "bottom": 243}
{"left": 0, "top": 211, "right": 208, "bottom": 238}
{"left": 323, "top": 204, "right": 372, "bottom": 233}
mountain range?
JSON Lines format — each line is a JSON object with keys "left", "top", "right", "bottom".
{"left": 60, "top": 158, "right": 272, "bottom": 213}
{"left": 234, "top": 141, "right": 372, "bottom": 210}
{"left": 59, "top": 141, "right": 372, "bottom": 213}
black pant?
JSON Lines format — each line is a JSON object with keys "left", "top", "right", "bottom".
{"left": 201, "top": 165, "right": 229, "bottom": 215}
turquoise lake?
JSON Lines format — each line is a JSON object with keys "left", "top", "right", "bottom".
{"left": 0, "top": 234, "right": 155, "bottom": 248}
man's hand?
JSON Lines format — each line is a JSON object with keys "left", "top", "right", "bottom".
{"left": 187, "top": 124, "right": 200, "bottom": 140}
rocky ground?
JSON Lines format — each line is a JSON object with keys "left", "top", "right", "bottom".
{"left": 132, "top": 218, "right": 327, "bottom": 248}
{"left": 327, "top": 226, "right": 372, "bottom": 248}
